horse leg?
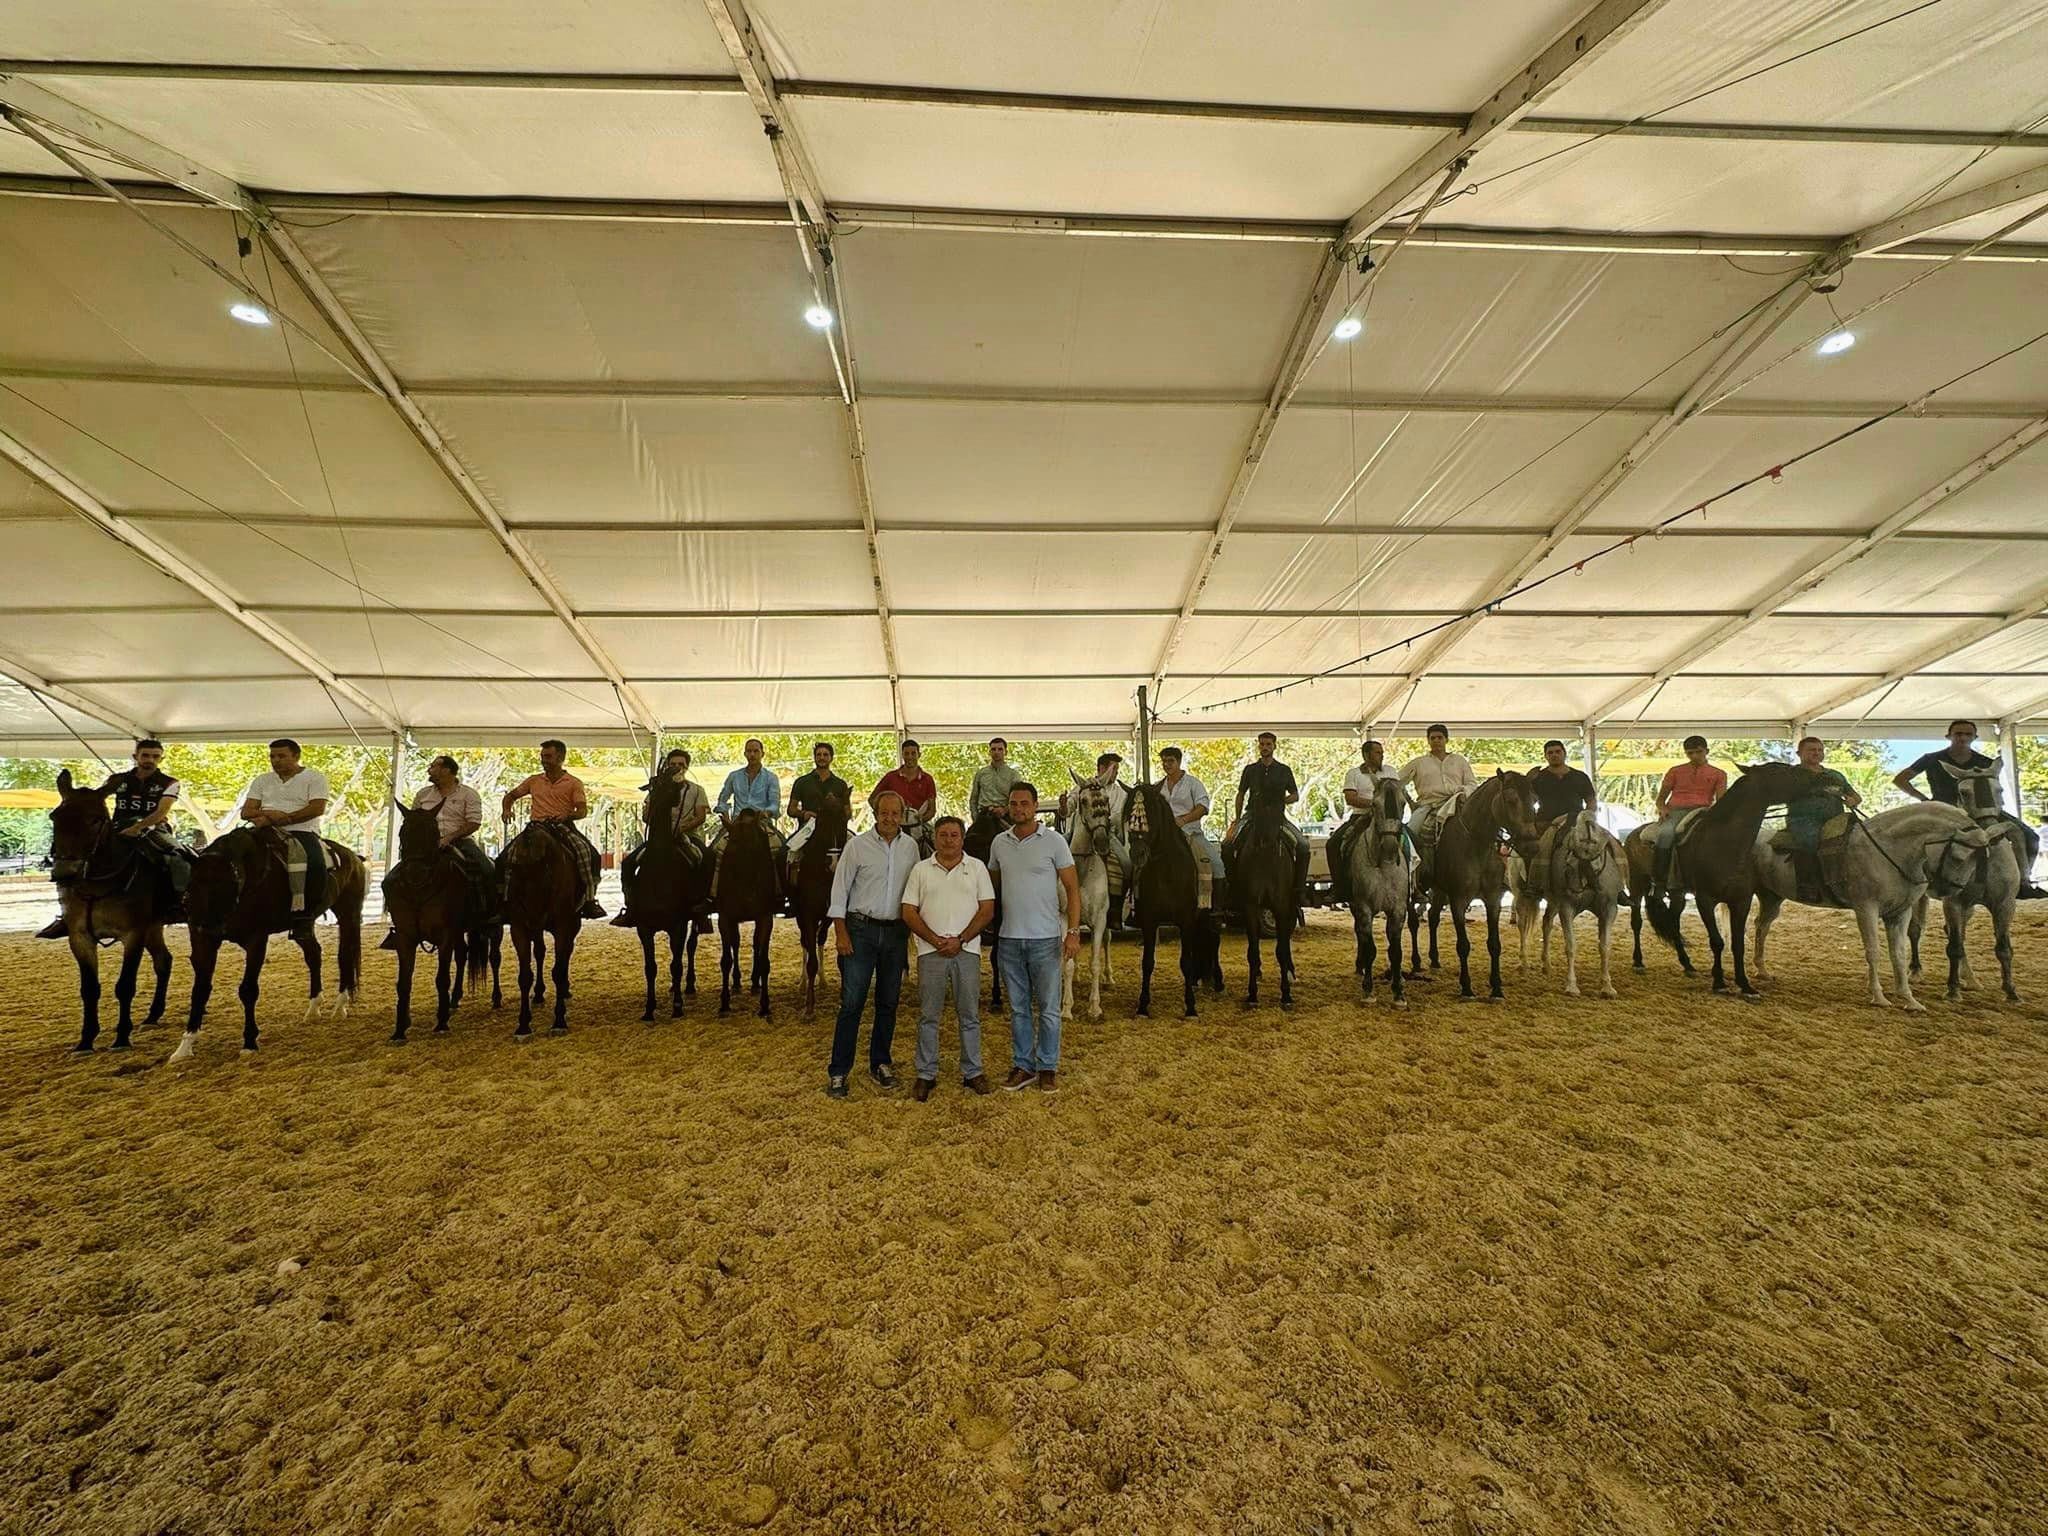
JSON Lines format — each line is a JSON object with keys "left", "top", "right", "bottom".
{"left": 238, "top": 941, "right": 268, "bottom": 1052}
{"left": 1452, "top": 899, "right": 1474, "bottom": 998}
{"left": 1852, "top": 902, "right": 1889, "bottom": 1006}
{"left": 294, "top": 923, "right": 324, "bottom": 1021}
{"left": 1180, "top": 921, "right": 1200, "bottom": 1018}
{"left": 1276, "top": 910, "right": 1294, "bottom": 1008}
{"left": 1909, "top": 893, "right": 1926, "bottom": 978}
{"left": 684, "top": 920, "right": 700, "bottom": 995}
{"left": 719, "top": 917, "right": 736, "bottom": 1015}
{"left": 174, "top": 930, "right": 221, "bottom": 1062}
{"left": 1630, "top": 892, "right": 1646, "bottom": 971}
{"left": 1728, "top": 894, "right": 1759, "bottom": 999}
{"left": 489, "top": 925, "right": 504, "bottom": 1009}
{"left": 1595, "top": 901, "right": 1618, "bottom": 1000}
{"left": 671, "top": 927, "right": 686, "bottom": 1018}
{"left": 1484, "top": 896, "right": 1504, "bottom": 1001}
{"left": 551, "top": 926, "right": 573, "bottom": 1032}
{"left": 109, "top": 929, "right": 147, "bottom": 1049}
{"left": 436, "top": 943, "right": 456, "bottom": 1032}
{"left": 69, "top": 926, "right": 101, "bottom": 1052}
{"left": 1354, "top": 906, "right": 1372, "bottom": 999}
{"left": 514, "top": 925, "right": 535, "bottom": 1036}
{"left": 1243, "top": 915, "right": 1261, "bottom": 1007}
{"left": 1385, "top": 908, "right": 1405, "bottom": 1007}
{"left": 143, "top": 924, "right": 173, "bottom": 1027}
{"left": 640, "top": 927, "right": 658, "bottom": 1021}
{"left": 1672, "top": 892, "right": 1697, "bottom": 976}
{"left": 755, "top": 917, "right": 773, "bottom": 1019}
{"left": 1560, "top": 900, "right": 1580, "bottom": 998}
{"left": 1090, "top": 925, "right": 1105, "bottom": 1023}
{"left": 1993, "top": 900, "right": 2020, "bottom": 1004}
{"left": 1752, "top": 892, "right": 1779, "bottom": 982}
{"left": 532, "top": 930, "right": 546, "bottom": 1005}
{"left": 1884, "top": 905, "right": 1923, "bottom": 1014}
{"left": 1405, "top": 900, "right": 1424, "bottom": 979}
{"left": 1136, "top": 926, "right": 1155, "bottom": 1017}
{"left": 394, "top": 935, "right": 416, "bottom": 1042}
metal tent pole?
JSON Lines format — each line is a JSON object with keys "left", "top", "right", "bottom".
{"left": 383, "top": 732, "right": 406, "bottom": 870}
{"left": 1999, "top": 717, "right": 2024, "bottom": 819}
{"left": 1136, "top": 685, "right": 1152, "bottom": 784}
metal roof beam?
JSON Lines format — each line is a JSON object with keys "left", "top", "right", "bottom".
{"left": 1801, "top": 583, "right": 2048, "bottom": 724}
{"left": 1586, "top": 414, "right": 2048, "bottom": 726}
{"left": 0, "top": 649, "right": 149, "bottom": 738}
{"left": 0, "top": 427, "right": 403, "bottom": 731}
{"left": 0, "top": 74, "right": 258, "bottom": 214}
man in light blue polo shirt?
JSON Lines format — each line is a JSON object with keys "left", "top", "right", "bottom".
{"left": 986, "top": 781, "right": 1080, "bottom": 1093}
{"left": 710, "top": 736, "right": 785, "bottom": 882}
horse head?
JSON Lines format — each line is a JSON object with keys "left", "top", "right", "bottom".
{"left": 1372, "top": 777, "right": 1407, "bottom": 861}
{"left": 1067, "top": 771, "right": 1113, "bottom": 857}
{"left": 186, "top": 826, "right": 260, "bottom": 930}
{"left": 47, "top": 768, "right": 113, "bottom": 882}
{"left": 395, "top": 799, "right": 443, "bottom": 866}
{"left": 1483, "top": 768, "right": 1540, "bottom": 851}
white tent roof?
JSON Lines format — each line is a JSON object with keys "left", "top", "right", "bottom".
{"left": 2, "top": 0, "right": 2047, "bottom": 752}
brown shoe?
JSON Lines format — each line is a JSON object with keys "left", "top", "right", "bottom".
{"left": 913, "top": 1078, "right": 934, "bottom": 1102}
{"left": 963, "top": 1074, "right": 992, "bottom": 1095}
{"left": 1002, "top": 1068, "right": 1038, "bottom": 1092}
{"left": 1039, "top": 1070, "right": 1059, "bottom": 1094}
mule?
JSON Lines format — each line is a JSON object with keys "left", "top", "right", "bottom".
{"left": 1224, "top": 782, "right": 1300, "bottom": 1008}
{"left": 1640, "top": 761, "right": 1821, "bottom": 1000}
{"left": 792, "top": 793, "right": 849, "bottom": 1020}
{"left": 176, "top": 826, "right": 366, "bottom": 1058}
{"left": 1750, "top": 801, "right": 2004, "bottom": 1012}
{"left": 46, "top": 769, "right": 177, "bottom": 1051}
{"left": 1343, "top": 776, "right": 1410, "bottom": 1007}
{"left": 1123, "top": 781, "right": 1223, "bottom": 1017}
{"left": 716, "top": 808, "right": 780, "bottom": 1018}
{"left": 1509, "top": 811, "right": 1626, "bottom": 999}
{"left": 384, "top": 802, "right": 501, "bottom": 1042}
{"left": 1414, "top": 772, "right": 1540, "bottom": 1001}
{"left": 1621, "top": 823, "right": 1697, "bottom": 977}
{"left": 1908, "top": 820, "right": 2022, "bottom": 1005}
{"left": 501, "top": 820, "right": 583, "bottom": 1037}
{"left": 1061, "top": 770, "right": 1117, "bottom": 1023}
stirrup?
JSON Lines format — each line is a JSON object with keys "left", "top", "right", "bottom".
{"left": 36, "top": 915, "right": 68, "bottom": 940}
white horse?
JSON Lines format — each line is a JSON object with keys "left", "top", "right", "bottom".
{"left": 1751, "top": 801, "right": 1997, "bottom": 1012}
{"left": 1508, "top": 810, "right": 1625, "bottom": 999}
{"left": 1343, "top": 776, "right": 1410, "bottom": 1007}
{"left": 1061, "top": 772, "right": 1116, "bottom": 1023}
{"left": 1908, "top": 820, "right": 2023, "bottom": 1005}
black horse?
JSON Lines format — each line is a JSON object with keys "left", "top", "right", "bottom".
{"left": 1123, "top": 782, "right": 1223, "bottom": 1017}
{"left": 45, "top": 769, "right": 179, "bottom": 1051}
{"left": 620, "top": 775, "right": 714, "bottom": 1021}
{"left": 962, "top": 806, "right": 1011, "bottom": 1012}
{"left": 791, "top": 792, "right": 849, "bottom": 1019}
{"left": 383, "top": 801, "right": 501, "bottom": 1041}
{"left": 1223, "top": 782, "right": 1300, "bottom": 1008}
{"left": 716, "top": 809, "right": 781, "bottom": 1018}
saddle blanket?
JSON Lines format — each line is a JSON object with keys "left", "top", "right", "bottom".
{"left": 1768, "top": 814, "right": 1854, "bottom": 902}
{"left": 282, "top": 832, "right": 342, "bottom": 915}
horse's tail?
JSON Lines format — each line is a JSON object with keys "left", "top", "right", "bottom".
{"left": 336, "top": 891, "right": 363, "bottom": 997}
{"left": 1643, "top": 884, "right": 1686, "bottom": 950}
{"left": 466, "top": 924, "right": 491, "bottom": 984}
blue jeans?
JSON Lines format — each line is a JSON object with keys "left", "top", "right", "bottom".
{"left": 999, "top": 936, "right": 1064, "bottom": 1073}
{"left": 829, "top": 918, "right": 906, "bottom": 1079}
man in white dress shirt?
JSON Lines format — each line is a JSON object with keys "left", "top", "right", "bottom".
{"left": 900, "top": 815, "right": 997, "bottom": 1100}
{"left": 1156, "top": 746, "right": 1214, "bottom": 906}
{"left": 1399, "top": 724, "right": 1477, "bottom": 887}
{"left": 825, "top": 790, "right": 919, "bottom": 1099}
{"left": 241, "top": 737, "right": 332, "bottom": 918}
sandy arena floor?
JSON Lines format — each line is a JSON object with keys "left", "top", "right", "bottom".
{"left": 2, "top": 904, "right": 2045, "bottom": 1535}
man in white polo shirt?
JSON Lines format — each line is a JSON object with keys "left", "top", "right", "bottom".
{"left": 1330, "top": 738, "right": 1407, "bottom": 904}
{"left": 241, "top": 737, "right": 331, "bottom": 918}
{"left": 987, "top": 781, "right": 1081, "bottom": 1093}
{"left": 900, "top": 815, "right": 997, "bottom": 1101}
{"left": 1156, "top": 745, "right": 1214, "bottom": 905}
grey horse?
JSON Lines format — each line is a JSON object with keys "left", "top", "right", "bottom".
{"left": 1344, "top": 776, "right": 1411, "bottom": 1007}
{"left": 1509, "top": 810, "right": 1627, "bottom": 1000}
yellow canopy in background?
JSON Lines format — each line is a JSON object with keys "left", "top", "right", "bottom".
{"left": 0, "top": 788, "right": 57, "bottom": 809}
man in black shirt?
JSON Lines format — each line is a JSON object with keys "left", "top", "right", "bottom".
{"left": 1529, "top": 739, "right": 1596, "bottom": 826}
{"left": 1894, "top": 719, "right": 2042, "bottom": 896}
{"left": 37, "top": 737, "right": 191, "bottom": 938}
{"left": 1227, "top": 732, "right": 1310, "bottom": 892}
{"left": 786, "top": 741, "right": 854, "bottom": 866}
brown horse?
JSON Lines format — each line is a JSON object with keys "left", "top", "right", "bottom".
{"left": 1416, "top": 771, "right": 1541, "bottom": 1001}
{"left": 176, "top": 826, "right": 366, "bottom": 1058}
{"left": 1123, "top": 781, "right": 1223, "bottom": 1018}
{"left": 501, "top": 821, "right": 583, "bottom": 1037}
{"left": 621, "top": 775, "right": 713, "bottom": 1022}
{"left": 1622, "top": 824, "right": 1697, "bottom": 977}
{"left": 791, "top": 793, "right": 849, "bottom": 1020}
{"left": 46, "top": 769, "right": 177, "bottom": 1052}
{"left": 1222, "top": 780, "right": 1300, "bottom": 1008}
{"left": 383, "top": 802, "right": 501, "bottom": 1042}
{"left": 1640, "top": 760, "right": 1818, "bottom": 999}
{"left": 715, "top": 808, "right": 780, "bottom": 1018}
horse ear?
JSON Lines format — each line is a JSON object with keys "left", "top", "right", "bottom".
{"left": 393, "top": 796, "right": 408, "bottom": 814}
{"left": 1069, "top": 767, "right": 1086, "bottom": 786}
{"left": 56, "top": 769, "right": 74, "bottom": 793}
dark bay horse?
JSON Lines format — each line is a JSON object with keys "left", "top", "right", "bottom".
{"left": 1224, "top": 782, "right": 1299, "bottom": 1008}
{"left": 716, "top": 808, "right": 780, "bottom": 1018}
{"left": 1641, "top": 760, "right": 1817, "bottom": 999}
{"left": 1417, "top": 771, "right": 1540, "bottom": 1001}
{"left": 501, "top": 821, "right": 583, "bottom": 1037}
{"left": 176, "top": 826, "right": 366, "bottom": 1058}
{"left": 625, "top": 776, "right": 713, "bottom": 1022}
{"left": 792, "top": 793, "right": 849, "bottom": 1020}
{"left": 47, "top": 769, "right": 177, "bottom": 1051}
{"left": 383, "top": 802, "right": 501, "bottom": 1042}
{"left": 963, "top": 807, "right": 1010, "bottom": 1011}
{"left": 1622, "top": 824, "right": 1696, "bottom": 977}
{"left": 1123, "top": 782, "right": 1222, "bottom": 1018}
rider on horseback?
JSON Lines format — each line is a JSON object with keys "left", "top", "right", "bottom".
{"left": 1328, "top": 738, "right": 1404, "bottom": 905}
{"left": 499, "top": 738, "right": 606, "bottom": 920}
{"left": 611, "top": 748, "right": 710, "bottom": 928}
{"left": 1779, "top": 736, "right": 1862, "bottom": 899}
{"left": 969, "top": 737, "right": 1021, "bottom": 822}
{"left": 1398, "top": 725, "right": 1476, "bottom": 885}
{"left": 1155, "top": 746, "right": 1214, "bottom": 906}
{"left": 1225, "top": 733, "right": 1310, "bottom": 893}
{"left": 1651, "top": 734, "right": 1726, "bottom": 889}
{"left": 786, "top": 741, "right": 852, "bottom": 862}
{"left": 1523, "top": 739, "right": 1598, "bottom": 890}
{"left": 242, "top": 738, "right": 332, "bottom": 928}
{"left": 35, "top": 737, "right": 193, "bottom": 938}
{"left": 872, "top": 739, "right": 939, "bottom": 853}
{"left": 1892, "top": 719, "right": 2044, "bottom": 898}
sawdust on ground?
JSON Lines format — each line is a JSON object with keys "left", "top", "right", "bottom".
{"left": 2, "top": 904, "right": 2044, "bottom": 1535}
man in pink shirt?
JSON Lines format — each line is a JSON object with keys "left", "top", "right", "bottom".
{"left": 873, "top": 739, "right": 939, "bottom": 852}
{"left": 499, "top": 738, "right": 606, "bottom": 918}
{"left": 1651, "top": 734, "right": 1727, "bottom": 888}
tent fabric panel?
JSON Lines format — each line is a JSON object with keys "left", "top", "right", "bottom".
{"left": 585, "top": 615, "right": 889, "bottom": 678}
{"left": 0, "top": 456, "right": 82, "bottom": 515}
{"left": 1244, "top": 407, "right": 1646, "bottom": 531}
{"left": 790, "top": 96, "right": 1437, "bottom": 222}
{"left": 0, "top": 608, "right": 287, "bottom": 682}
{"left": 1932, "top": 619, "right": 2048, "bottom": 676}
{"left": 839, "top": 230, "right": 1323, "bottom": 397}
{"left": 861, "top": 400, "right": 1256, "bottom": 530}
{"left": 297, "top": 218, "right": 838, "bottom": 388}
{"left": 1199, "top": 529, "right": 1537, "bottom": 615}
{"left": 641, "top": 678, "right": 897, "bottom": 730}
{"left": 6, "top": 518, "right": 218, "bottom": 610}
{"left": 0, "top": 380, "right": 471, "bottom": 520}
{"left": 898, "top": 677, "right": 1136, "bottom": 732}
{"left": 1646, "top": 674, "right": 1861, "bottom": 724}
{"left": 1591, "top": 416, "right": 2029, "bottom": 533}
{"left": 516, "top": 528, "right": 882, "bottom": 613}
{"left": 1405, "top": 672, "right": 1622, "bottom": 725}
{"left": 1163, "top": 614, "right": 1454, "bottom": 685}
{"left": 1687, "top": 615, "right": 1983, "bottom": 677}
{"left": 1915, "top": 447, "right": 2048, "bottom": 534}
{"left": 877, "top": 529, "right": 1206, "bottom": 612}
{"left": 77, "top": 678, "right": 387, "bottom": 737}
{"left": 1523, "top": 531, "right": 1849, "bottom": 612}
{"left": 1438, "top": 611, "right": 1729, "bottom": 671}
{"left": 143, "top": 520, "right": 546, "bottom": 611}
{"left": 40, "top": 77, "right": 782, "bottom": 202}
{"left": 0, "top": 199, "right": 359, "bottom": 383}
{"left": 1776, "top": 539, "right": 2048, "bottom": 617}
{"left": 0, "top": 675, "right": 124, "bottom": 739}
{"left": 271, "top": 610, "right": 597, "bottom": 679}
{"left": 336, "top": 676, "right": 627, "bottom": 732}
{"left": 423, "top": 396, "right": 858, "bottom": 528}
{"left": 1815, "top": 673, "right": 2048, "bottom": 725}
{"left": 761, "top": 0, "right": 1588, "bottom": 111}
{"left": 0, "top": 0, "right": 738, "bottom": 72}
{"left": 892, "top": 614, "right": 1172, "bottom": 676}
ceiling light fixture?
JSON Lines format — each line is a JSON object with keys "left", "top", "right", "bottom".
{"left": 1332, "top": 316, "right": 1364, "bottom": 341}
{"left": 1817, "top": 329, "right": 1855, "bottom": 356}
{"left": 804, "top": 304, "right": 834, "bottom": 329}
{"left": 228, "top": 301, "right": 273, "bottom": 326}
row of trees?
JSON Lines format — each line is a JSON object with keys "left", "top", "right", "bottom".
{"left": 7, "top": 729, "right": 2041, "bottom": 863}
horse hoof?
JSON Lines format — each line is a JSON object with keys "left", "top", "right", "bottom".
{"left": 241, "top": 1046, "right": 257, "bottom": 1056}
{"left": 1631, "top": 962, "right": 1646, "bottom": 972}
{"left": 387, "top": 1034, "right": 407, "bottom": 1046}
{"left": 169, "top": 1035, "right": 196, "bottom": 1063}
{"left": 1391, "top": 998, "right": 1409, "bottom": 1010}
{"left": 1599, "top": 988, "right": 1617, "bottom": 1001}
{"left": 72, "top": 1040, "right": 94, "bottom": 1053}
{"left": 112, "top": 1038, "right": 132, "bottom": 1051}
{"left": 1485, "top": 995, "right": 1503, "bottom": 1005}
{"left": 550, "top": 1024, "right": 568, "bottom": 1036}
{"left": 641, "top": 1011, "right": 655, "bottom": 1023}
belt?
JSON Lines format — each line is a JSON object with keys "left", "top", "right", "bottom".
{"left": 848, "top": 912, "right": 904, "bottom": 926}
